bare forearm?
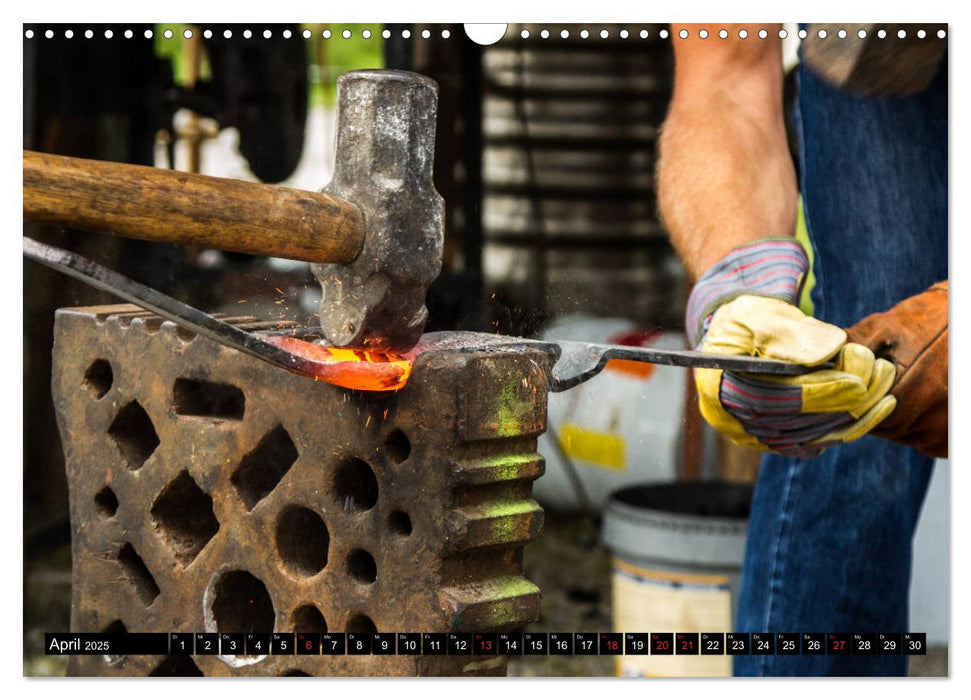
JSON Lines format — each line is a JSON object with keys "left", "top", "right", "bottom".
{"left": 657, "top": 28, "right": 798, "bottom": 279}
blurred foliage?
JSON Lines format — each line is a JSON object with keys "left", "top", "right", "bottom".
{"left": 304, "top": 24, "right": 385, "bottom": 106}
{"left": 154, "top": 24, "right": 212, "bottom": 86}
{"left": 152, "top": 23, "right": 384, "bottom": 106}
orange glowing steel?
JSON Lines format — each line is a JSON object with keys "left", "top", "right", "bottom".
{"left": 267, "top": 336, "right": 413, "bottom": 391}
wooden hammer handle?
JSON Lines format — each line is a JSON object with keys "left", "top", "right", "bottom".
{"left": 23, "top": 150, "right": 365, "bottom": 264}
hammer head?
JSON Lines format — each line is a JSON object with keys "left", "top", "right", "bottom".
{"left": 312, "top": 70, "right": 445, "bottom": 352}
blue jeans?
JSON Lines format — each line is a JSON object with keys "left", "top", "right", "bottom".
{"left": 734, "top": 60, "right": 947, "bottom": 676}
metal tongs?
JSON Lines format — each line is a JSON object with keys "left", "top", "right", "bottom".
{"left": 24, "top": 237, "right": 826, "bottom": 392}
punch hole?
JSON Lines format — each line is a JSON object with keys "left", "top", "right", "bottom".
{"left": 203, "top": 29, "right": 212, "bottom": 39}
{"left": 362, "top": 29, "right": 372, "bottom": 39}
{"left": 334, "top": 457, "right": 379, "bottom": 512}
{"left": 441, "top": 29, "right": 451, "bottom": 38}
{"left": 620, "top": 29, "right": 629, "bottom": 38}
{"left": 719, "top": 29, "right": 728, "bottom": 39}
{"left": 699, "top": 29, "right": 709, "bottom": 39}
{"left": 163, "top": 29, "right": 173, "bottom": 39}
{"left": 897, "top": 29, "right": 907, "bottom": 39}
{"left": 779, "top": 29, "right": 788, "bottom": 39}
{"left": 389, "top": 511, "right": 412, "bottom": 537}
{"left": 323, "top": 29, "right": 331, "bottom": 38}
{"left": 292, "top": 605, "right": 327, "bottom": 633}
{"left": 94, "top": 485, "right": 119, "bottom": 518}
{"left": 65, "top": 29, "right": 74, "bottom": 38}
{"left": 84, "top": 358, "right": 113, "bottom": 398}
{"left": 105, "top": 29, "right": 113, "bottom": 38}
{"left": 580, "top": 29, "right": 589, "bottom": 39}
{"left": 224, "top": 29, "right": 233, "bottom": 39}
{"left": 25, "top": 29, "right": 33, "bottom": 39}
{"left": 276, "top": 506, "right": 329, "bottom": 576}
{"left": 938, "top": 29, "right": 947, "bottom": 39}
{"left": 45, "top": 29, "right": 53, "bottom": 39}
{"left": 640, "top": 29, "right": 649, "bottom": 38}
{"left": 211, "top": 570, "right": 275, "bottom": 633}
{"left": 243, "top": 29, "right": 252, "bottom": 39}
{"left": 346, "top": 615, "right": 376, "bottom": 634}
{"left": 858, "top": 29, "right": 867, "bottom": 39}
{"left": 343, "top": 29, "right": 352, "bottom": 39}
{"left": 521, "top": 29, "right": 529, "bottom": 38}
{"left": 118, "top": 543, "right": 161, "bottom": 605}
{"left": 144, "top": 29, "right": 153, "bottom": 39}
{"left": 382, "top": 29, "right": 391, "bottom": 39}
{"left": 560, "top": 29, "right": 569, "bottom": 39}
{"left": 817, "top": 29, "right": 827, "bottom": 39}
{"left": 917, "top": 29, "right": 926, "bottom": 39}
{"left": 151, "top": 470, "right": 220, "bottom": 566}
{"left": 541, "top": 29, "right": 550, "bottom": 39}
{"left": 402, "top": 29, "right": 411, "bottom": 39}
{"left": 678, "top": 29, "right": 688, "bottom": 39}
{"left": 108, "top": 400, "right": 160, "bottom": 471}
{"left": 738, "top": 29, "right": 748, "bottom": 39}
{"left": 263, "top": 29, "right": 272, "bottom": 39}
{"left": 659, "top": 29, "right": 669, "bottom": 39}
{"left": 85, "top": 29, "right": 93, "bottom": 39}
{"left": 283, "top": 29, "right": 291, "bottom": 38}
{"left": 599, "top": 29, "right": 608, "bottom": 38}
{"left": 184, "top": 29, "right": 193, "bottom": 39}
{"left": 231, "top": 424, "right": 298, "bottom": 511}
{"left": 347, "top": 550, "right": 377, "bottom": 584}
{"left": 422, "top": 29, "right": 431, "bottom": 39}
{"left": 302, "top": 29, "right": 311, "bottom": 39}
{"left": 837, "top": 29, "right": 847, "bottom": 39}
{"left": 878, "top": 29, "right": 887, "bottom": 38}
{"left": 464, "top": 24, "right": 506, "bottom": 45}
{"left": 798, "top": 28, "right": 807, "bottom": 39}
{"left": 758, "top": 29, "right": 768, "bottom": 39}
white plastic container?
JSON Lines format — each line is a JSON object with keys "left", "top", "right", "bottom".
{"left": 535, "top": 316, "right": 687, "bottom": 512}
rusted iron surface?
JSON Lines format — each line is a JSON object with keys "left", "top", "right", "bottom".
{"left": 52, "top": 304, "right": 549, "bottom": 677}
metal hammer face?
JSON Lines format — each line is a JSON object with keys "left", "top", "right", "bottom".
{"left": 313, "top": 70, "right": 445, "bottom": 352}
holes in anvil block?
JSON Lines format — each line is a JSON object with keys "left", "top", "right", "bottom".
{"left": 173, "top": 378, "right": 245, "bottom": 421}
{"left": 384, "top": 429, "right": 411, "bottom": 464}
{"left": 83, "top": 359, "right": 113, "bottom": 398}
{"left": 346, "top": 614, "right": 377, "bottom": 634}
{"left": 211, "top": 570, "right": 275, "bottom": 633}
{"left": 276, "top": 506, "right": 328, "bottom": 576}
{"left": 94, "top": 485, "right": 119, "bottom": 518}
{"left": 108, "top": 400, "right": 160, "bottom": 471}
{"left": 100, "top": 619, "right": 127, "bottom": 666}
{"left": 149, "top": 655, "right": 204, "bottom": 676}
{"left": 151, "top": 470, "right": 220, "bottom": 567}
{"left": 388, "top": 510, "right": 412, "bottom": 537}
{"left": 347, "top": 549, "right": 377, "bottom": 584}
{"left": 291, "top": 604, "right": 327, "bottom": 634}
{"left": 333, "top": 458, "right": 378, "bottom": 512}
{"left": 231, "top": 425, "right": 298, "bottom": 511}
{"left": 117, "top": 542, "right": 160, "bottom": 605}
{"left": 102, "top": 619, "right": 127, "bottom": 634}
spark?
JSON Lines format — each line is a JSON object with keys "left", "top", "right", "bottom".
{"left": 365, "top": 415, "right": 372, "bottom": 428}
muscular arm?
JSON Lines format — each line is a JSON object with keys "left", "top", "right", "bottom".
{"left": 657, "top": 24, "right": 797, "bottom": 279}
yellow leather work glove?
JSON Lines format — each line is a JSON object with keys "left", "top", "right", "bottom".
{"left": 695, "top": 296, "right": 897, "bottom": 456}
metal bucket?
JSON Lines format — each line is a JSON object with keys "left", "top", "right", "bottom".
{"left": 602, "top": 481, "right": 752, "bottom": 677}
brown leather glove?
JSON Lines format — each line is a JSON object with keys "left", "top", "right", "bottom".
{"left": 845, "top": 281, "right": 948, "bottom": 458}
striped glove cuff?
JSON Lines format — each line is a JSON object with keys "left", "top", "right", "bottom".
{"left": 685, "top": 238, "right": 809, "bottom": 347}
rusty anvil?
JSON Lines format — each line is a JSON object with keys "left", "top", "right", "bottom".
{"left": 24, "top": 69, "right": 443, "bottom": 353}
{"left": 23, "top": 68, "right": 820, "bottom": 388}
